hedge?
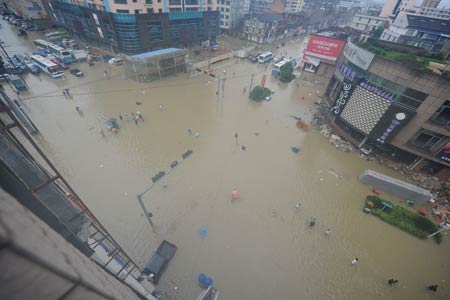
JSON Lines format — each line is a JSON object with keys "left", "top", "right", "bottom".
{"left": 365, "top": 196, "right": 442, "bottom": 244}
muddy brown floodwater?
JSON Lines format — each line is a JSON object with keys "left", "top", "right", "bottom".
{"left": 2, "top": 20, "right": 449, "bottom": 300}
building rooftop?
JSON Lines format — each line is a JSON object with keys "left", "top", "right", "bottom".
{"left": 406, "top": 14, "right": 450, "bottom": 34}
{"left": 129, "top": 48, "right": 184, "bottom": 60}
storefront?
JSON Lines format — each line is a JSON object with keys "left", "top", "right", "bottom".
{"left": 301, "top": 35, "right": 345, "bottom": 79}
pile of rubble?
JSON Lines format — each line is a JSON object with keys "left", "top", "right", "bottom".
{"left": 366, "top": 155, "right": 441, "bottom": 191}
{"left": 312, "top": 112, "right": 446, "bottom": 197}
{"left": 319, "top": 125, "right": 355, "bottom": 152}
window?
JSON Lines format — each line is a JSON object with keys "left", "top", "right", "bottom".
{"left": 225, "top": 15, "right": 229, "bottom": 19}
{"left": 158, "top": 8, "right": 162, "bottom": 13}
{"left": 226, "top": 8, "right": 229, "bottom": 12}
{"left": 146, "top": 0, "right": 153, "bottom": 3}
{"left": 185, "top": 0, "right": 199, "bottom": 5}
{"left": 430, "top": 100, "right": 450, "bottom": 126}
{"left": 133, "top": 0, "right": 137, "bottom": 2}
{"left": 411, "top": 129, "right": 443, "bottom": 150}
{"left": 169, "top": 0, "right": 181, "bottom": 4}
{"left": 147, "top": 8, "right": 154, "bottom": 13}
{"left": 365, "top": 72, "right": 428, "bottom": 109}
{"left": 135, "top": 9, "right": 140, "bottom": 14}
{"left": 158, "top": 0, "right": 161, "bottom": 2}
{"left": 114, "top": 0, "right": 127, "bottom": 4}
{"left": 208, "top": 0, "right": 212, "bottom": 3}
{"left": 116, "top": 9, "right": 130, "bottom": 13}
{"left": 171, "top": 7, "right": 182, "bottom": 11}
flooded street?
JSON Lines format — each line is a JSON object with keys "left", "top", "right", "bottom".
{"left": 2, "top": 20, "right": 449, "bottom": 300}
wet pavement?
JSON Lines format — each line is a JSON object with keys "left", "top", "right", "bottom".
{"left": 2, "top": 20, "right": 450, "bottom": 300}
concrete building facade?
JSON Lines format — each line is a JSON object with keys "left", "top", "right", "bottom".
{"left": 218, "top": 0, "right": 250, "bottom": 30}
{"left": 62, "top": 0, "right": 218, "bottom": 14}
{"left": 284, "top": 0, "right": 304, "bottom": 13}
{"left": 42, "top": 0, "right": 220, "bottom": 54}
{"left": 0, "top": 189, "right": 156, "bottom": 300}
{"left": 380, "top": 14, "right": 450, "bottom": 52}
{"left": 325, "top": 39, "right": 450, "bottom": 176}
{"left": 350, "top": 14, "right": 387, "bottom": 33}
{"left": 422, "top": 0, "right": 441, "bottom": 8}
{"left": 249, "top": 0, "right": 273, "bottom": 15}
{"left": 0, "top": 0, "right": 48, "bottom": 26}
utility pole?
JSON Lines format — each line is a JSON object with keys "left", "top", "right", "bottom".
{"left": 208, "top": 28, "right": 211, "bottom": 72}
{"left": 248, "top": 73, "right": 254, "bottom": 96}
{"left": 136, "top": 194, "right": 154, "bottom": 227}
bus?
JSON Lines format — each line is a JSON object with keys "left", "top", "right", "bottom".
{"left": 34, "top": 39, "right": 73, "bottom": 64}
{"left": 44, "top": 31, "right": 70, "bottom": 42}
{"left": 30, "top": 55, "right": 65, "bottom": 78}
{"left": 258, "top": 51, "right": 273, "bottom": 63}
{"left": 272, "top": 58, "right": 296, "bottom": 77}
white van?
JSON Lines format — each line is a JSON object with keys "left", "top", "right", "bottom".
{"left": 108, "top": 57, "right": 123, "bottom": 65}
{"left": 258, "top": 51, "right": 273, "bottom": 63}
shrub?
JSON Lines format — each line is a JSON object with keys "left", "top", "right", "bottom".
{"left": 394, "top": 54, "right": 425, "bottom": 69}
{"left": 249, "top": 85, "right": 271, "bottom": 102}
{"left": 365, "top": 196, "right": 442, "bottom": 244}
{"left": 279, "top": 63, "right": 295, "bottom": 83}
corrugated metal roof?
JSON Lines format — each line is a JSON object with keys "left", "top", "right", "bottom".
{"left": 129, "top": 48, "right": 184, "bottom": 59}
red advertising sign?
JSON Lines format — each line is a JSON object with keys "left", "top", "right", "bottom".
{"left": 304, "top": 35, "right": 345, "bottom": 62}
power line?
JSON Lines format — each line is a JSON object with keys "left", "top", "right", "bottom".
{"left": 20, "top": 69, "right": 261, "bottom": 101}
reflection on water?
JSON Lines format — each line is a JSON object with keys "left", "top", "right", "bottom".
{"left": 3, "top": 19, "right": 449, "bottom": 300}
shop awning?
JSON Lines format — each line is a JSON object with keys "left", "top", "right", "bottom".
{"left": 302, "top": 55, "right": 320, "bottom": 67}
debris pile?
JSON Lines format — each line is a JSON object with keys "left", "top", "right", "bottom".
{"left": 319, "top": 125, "right": 355, "bottom": 152}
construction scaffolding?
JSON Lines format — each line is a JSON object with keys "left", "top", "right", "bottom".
{"left": 124, "top": 48, "right": 187, "bottom": 82}
{"left": 0, "top": 91, "right": 154, "bottom": 299}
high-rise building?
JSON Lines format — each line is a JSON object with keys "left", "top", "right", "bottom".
{"left": 249, "top": 0, "right": 273, "bottom": 14}
{"left": 54, "top": 0, "right": 218, "bottom": 14}
{"left": 284, "top": 0, "right": 304, "bottom": 13}
{"left": 218, "top": 0, "right": 250, "bottom": 30}
{"left": 42, "top": 0, "right": 220, "bottom": 54}
{"left": 421, "top": 0, "right": 441, "bottom": 8}
{"left": 379, "top": 0, "right": 416, "bottom": 20}
{"left": 0, "top": 0, "right": 48, "bottom": 27}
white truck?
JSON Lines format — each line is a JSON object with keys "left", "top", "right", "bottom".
{"left": 71, "top": 49, "right": 88, "bottom": 62}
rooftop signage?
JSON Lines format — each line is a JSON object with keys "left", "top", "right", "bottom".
{"left": 304, "top": 35, "right": 345, "bottom": 62}
{"left": 343, "top": 40, "right": 375, "bottom": 70}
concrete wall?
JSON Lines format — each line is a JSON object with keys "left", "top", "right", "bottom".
{"left": 0, "top": 188, "right": 148, "bottom": 300}
{"left": 367, "top": 56, "right": 450, "bottom": 157}
{"left": 359, "top": 169, "right": 432, "bottom": 202}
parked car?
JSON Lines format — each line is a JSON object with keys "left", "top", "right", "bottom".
{"left": 102, "top": 54, "right": 113, "bottom": 62}
{"left": 59, "top": 62, "right": 69, "bottom": 70}
{"left": 252, "top": 53, "right": 261, "bottom": 63}
{"left": 359, "top": 144, "right": 375, "bottom": 155}
{"left": 69, "top": 68, "right": 84, "bottom": 77}
{"left": 108, "top": 57, "right": 123, "bottom": 65}
{"left": 143, "top": 240, "right": 177, "bottom": 284}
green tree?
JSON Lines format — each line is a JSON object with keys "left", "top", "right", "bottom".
{"left": 279, "top": 62, "right": 295, "bottom": 83}
{"left": 249, "top": 85, "right": 271, "bottom": 102}
{"left": 371, "top": 27, "right": 384, "bottom": 39}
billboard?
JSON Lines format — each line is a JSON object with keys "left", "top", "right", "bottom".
{"left": 330, "top": 78, "right": 359, "bottom": 116}
{"left": 435, "top": 143, "right": 450, "bottom": 164}
{"left": 369, "top": 103, "right": 416, "bottom": 144}
{"left": 343, "top": 40, "right": 375, "bottom": 70}
{"left": 304, "top": 35, "right": 345, "bottom": 62}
